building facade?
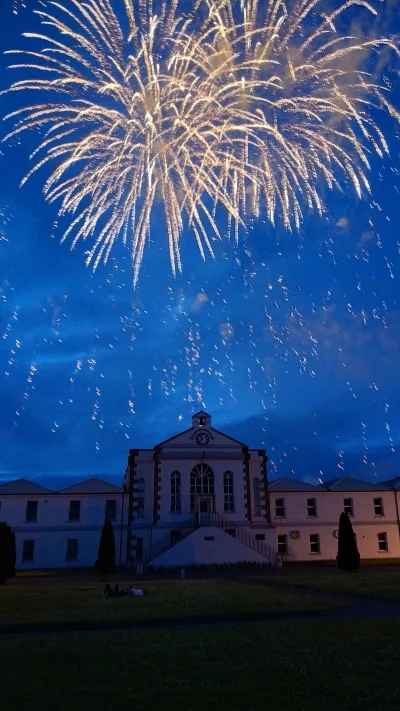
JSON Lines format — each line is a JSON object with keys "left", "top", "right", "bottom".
{"left": 0, "top": 478, "right": 127, "bottom": 570}
{"left": 125, "top": 412, "right": 276, "bottom": 568}
{"left": 270, "top": 477, "right": 400, "bottom": 562}
{"left": 1, "top": 413, "right": 400, "bottom": 570}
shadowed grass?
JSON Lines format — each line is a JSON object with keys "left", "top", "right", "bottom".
{"left": 0, "top": 579, "right": 340, "bottom": 627}
{"left": 1, "top": 620, "right": 400, "bottom": 711}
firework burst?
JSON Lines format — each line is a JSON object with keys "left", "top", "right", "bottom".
{"left": 2, "top": 0, "right": 399, "bottom": 282}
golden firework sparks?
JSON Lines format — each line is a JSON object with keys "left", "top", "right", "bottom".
{"left": 2, "top": 0, "right": 399, "bottom": 283}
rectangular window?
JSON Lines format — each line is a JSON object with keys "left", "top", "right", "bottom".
{"left": 275, "top": 498, "right": 285, "bottom": 518}
{"left": 343, "top": 498, "right": 354, "bottom": 517}
{"left": 203, "top": 536, "right": 214, "bottom": 542}
{"left": 66, "top": 539, "right": 78, "bottom": 561}
{"left": 309, "top": 534, "right": 320, "bottom": 554}
{"left": 105, "top": 500, "right": 117, "bottom": 522}
{"left": 307, "top": 498, "right": 317, "bottom": 517}
{"left": 25, "top": 500, "right": 38, "bottom": 522}
{"left": 135, "top": 537, "right": 143, "bottom": 561}
{"left": 68, "top": 500, "right": 81, "bottom": 521}
{"left": 22, "top": 539, "right": 35, "bottom": 561}
{"left": 170, "top": 472, "right": 181, "bottom": 513}
{"left": 255, "top": 534, "right": 265, "bottom": 541}
{"left": 378, "top": 532, "right": 388, "bottom": 552}
{"left": 223, "top": 471, "right": 235, "bottom": 512}
{"left": 374, "top": 498, "right": 384, "bottom": 516}
{"left": 136, "top": 479, "right": 145, "bottom": 519}
{"left": 277, "top": 534, "right": 287, "bottom": 554}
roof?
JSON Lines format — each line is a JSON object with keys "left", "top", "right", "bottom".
{"left": 268, "top": 477, "right": 325, "bottom": 492}
{"left": 0, "top": 478, "right": 53, "bottom": 495}
{"left": 320, "top": 477, "right": 390, "bottom": 492}
{"left": 57, "top": 477, "right": 123, "bottom": 494}
{"left": 379, "top": 477, "right": 400, "bottom": 491}
{"left": 193, "top": 410, "right": 211, "bottom": 417}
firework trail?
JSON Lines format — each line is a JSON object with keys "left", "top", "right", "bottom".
{"left": 2, "top": 0, "right": 399, "bottom": 283}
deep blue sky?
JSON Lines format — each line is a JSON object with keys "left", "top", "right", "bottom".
{"left": 0, "top": 1, "right": 400, "bottom": 488}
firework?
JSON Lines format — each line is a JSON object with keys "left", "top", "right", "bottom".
{"left": 2, "top": 0, "right": 399, "bottom": 282}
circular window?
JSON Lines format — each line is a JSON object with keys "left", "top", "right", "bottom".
{"left": 333, "top": 529, "right": 339, "bottom": 539}
{"left": 290, "top": 530, "right": 300, "bottom": 540}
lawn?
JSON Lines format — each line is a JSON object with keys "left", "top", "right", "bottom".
{"left": 267, "top": 568, "right": 400, "bottom": 601}
{"left": 1, "top": 620, "right": 400, "bottom": 711}
{"left": 0, "top": 579, "right": 339, "bottom": 627}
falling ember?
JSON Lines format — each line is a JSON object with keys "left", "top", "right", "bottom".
{"left": 2, "top": 0, "right": 399, "bottom": 283}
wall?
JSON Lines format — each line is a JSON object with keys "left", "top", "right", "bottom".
{"left": 269, "top": 491, "right": 400, "bottom": 561}
{"left": 150, "top": 526, "right": 269, "bottom": 567}
{"left": 0, "top": 493, "right": 127, "bottom": 569}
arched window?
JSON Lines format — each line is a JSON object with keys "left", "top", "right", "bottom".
{"left": 170, "top": 471, "right": 181, "bottom": 513}
{"left": 223, "top": 471, "right": 235, "bottom": 512}
{"left": 253, "top": 477, "right": 261, "bottom": 516}
{"left": 190, "top": 463, "right": 214, "bottom": 512}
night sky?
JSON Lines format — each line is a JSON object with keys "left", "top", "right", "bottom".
{"left": 1, "top": 0, "right": 400, "bottom": 489}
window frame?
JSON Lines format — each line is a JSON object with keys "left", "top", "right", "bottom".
{"left": 275, "top": 497, "right": 286, "bottom": 518}
{"left": 309, "top": 533, "right": 320, "bottom": 554}
{"left": 223, "top": 470, "right": 235, "bottom": 513}
{"left": 105, "top": 499, "right": 117, "bottom": 522}
{"left": 170, "top": 471, "right": 182, "bottom": 513}
{"left": 22, "top": 539, "right": 35, "bottom": 562}
{"left": 306, "top": 497, "right": 317, "bottom": 518}
{"left": 377, "top": 532, "right": 388, "bottom": 552}
{"left": 374, "top": 497, "right": 384, "bottom": 517}
{"left": 343, "top": 497, "right": 354, "bottom": 517}
{"left": 25, "top": 500, "right": 38, "bottom": 523}
{"left": 277, "top": 534, "right": 288, "bottom": 554}
{"left": 66, "top": 538, "right": 79, "bottom": 561}
{"left": 68, "top": 500, "right": 81, "bottom": 522}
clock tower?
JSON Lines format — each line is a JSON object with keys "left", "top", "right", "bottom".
{"left": 192, "top": 411, "right": 212, "bottom": 429}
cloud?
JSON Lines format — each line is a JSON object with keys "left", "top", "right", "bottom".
{"left": 336, "top": 217, "right": 349, "bottom": 229}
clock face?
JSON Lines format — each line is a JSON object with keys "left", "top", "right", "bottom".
{"left": 196, "top": 431, "right": 210, "bottom": 446}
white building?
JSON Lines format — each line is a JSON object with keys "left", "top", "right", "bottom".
{"left": 270, "top": 477, "right": 400, "bottom": 562}
{"left": 1, "top": 413, "right": 400, "bottom": 570}
{"left": 0, "top": 477, "right": 127, "bottom": 570}
{"left": 125, "top": 412, "right": 276, "bottom": 568}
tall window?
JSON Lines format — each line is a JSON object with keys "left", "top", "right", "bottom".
{"left": 277, "top": 534, "right": 287, "bottom": 554}
{"left": 25, "top": 501, "right": 38, "bottom": 522}
{"left": 253, "top": 478, "right": 261, "bottom": 516}
{"left": 378, "top": 532, "right": 388, "bottom": 552}
{"left": 135, "top": 479, "right": 145, "bottom": 518}
{"left": 190, "top": 463, "right": 214, "bottom": 512}
{"left": 343, "top": 498, "right": 354, "bottom": 517}
{"left": 223, "top": 471, "right": 235, "bottom": 512}
{"left": 68, "top": 500, "right": 81, "bottom": 521}
{"left": 170, "top": 471, "right": 181, "bottom": 513}
{"left": 374, "top": 498, "right": 384, "bottom": 516}
{"left": 275, "top": 498, "right": 285, "bottom": 518}
{"left": 309, "top": 534, "right": 320, "bottom": 554}
{"left": 22, "top": 540, "right": 35, "bottom": 561}
{"left": 66, "top": 539, "right": 78, "bottom": 561}
{"left": 105, "top": 500, "right": 117, "bottom": 522}
{"left": 307, "top": 498, "right": 317, "bottom": 517}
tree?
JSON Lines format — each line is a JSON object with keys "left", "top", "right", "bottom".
{"left": 337, "top": 511, "right": 360, "bottom": 572}
{"left": 94, "top": 521, "right": 116, "bottom": 580}
{"left": 0, "top": 523, "right": 16, "bottom": 584}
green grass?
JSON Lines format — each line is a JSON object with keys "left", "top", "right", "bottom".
{"left": 1, "top": 620, "right": 400, "bottom": 711}
{"left": 0, "top": 579, "right": 339, "bottom": 627}
{"left": 269, "top": 568, "right": 400, "bottom": 601}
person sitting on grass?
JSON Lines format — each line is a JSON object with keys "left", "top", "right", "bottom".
{"left": 103, "top": 584, "right": 120, "bottom": 597}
